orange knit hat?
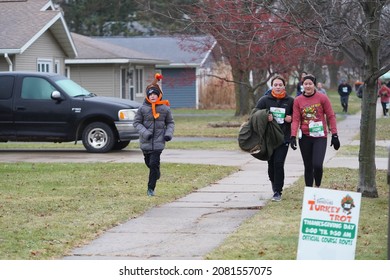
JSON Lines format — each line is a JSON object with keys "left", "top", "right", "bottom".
{"left": 145, "top": 73, "right": 170, "bottom": 119}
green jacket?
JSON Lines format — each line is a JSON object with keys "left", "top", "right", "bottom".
{"left": 238, "top": 108, "right": 284, "bottom": 161}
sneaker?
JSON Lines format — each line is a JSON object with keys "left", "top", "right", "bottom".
{"left": 147, "top": 189, "right": 155, "bottom": 196}
{"left": 271, "top": 192, "right": 282, "bottom": 202}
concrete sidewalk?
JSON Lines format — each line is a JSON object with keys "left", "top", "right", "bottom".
{"left": 63, "top": 104, "right": 388, "bottom": 260}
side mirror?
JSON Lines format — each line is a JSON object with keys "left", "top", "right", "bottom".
{"left": 51, "top": 90, "right": 63, "bottom": 100}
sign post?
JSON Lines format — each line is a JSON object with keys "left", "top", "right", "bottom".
{"left": 387, "top": 147, "right": 390, "bottom": 260}
{"left": 297, "top": 187, "right": 362, "bottom": 260}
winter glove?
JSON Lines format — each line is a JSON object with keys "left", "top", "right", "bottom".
{"left": 164, "top": 136, "right": 172, "bottom": 142}
{"left": 146, "top": 134, "right": 153, "bottom": 140}
{"left": 330, "top": 134, "right": 340, "bottom": 150}
{"left": 290, "top": 136, "right": 297, "bottom": 150}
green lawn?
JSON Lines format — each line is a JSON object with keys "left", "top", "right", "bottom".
{"left": 0, "top": 162, "right": 237, "bottom": 259}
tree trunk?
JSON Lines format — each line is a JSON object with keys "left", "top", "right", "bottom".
{"left": 328, "top": 51, "right": 343, "bottom": 89}
{"left": 356, "top": 1, "right": 382, "bottom": 198}
{"left": 357, "top": 79, "right": 378, "bottom": 197}
{"left": 232, "top": 69, "right": 253, "bottom": 116}
{"left": 328, "top": 64, "right": 339, "bottom": 89}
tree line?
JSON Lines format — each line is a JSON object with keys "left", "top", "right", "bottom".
{"left": 53, "top": 0, "right": 195, "bottom": 36}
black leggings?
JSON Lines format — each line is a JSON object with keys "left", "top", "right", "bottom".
{"left": 381, "top": 102, "right": 389, "bottom": 116}
{"left": 143, "top": 150, "right": 162, "bottom": 191}
{"left": 298, "top": 135, "right": 327, "bottom": 187}
{"left": 340, "top": 96, "right": 349, "bottom": 112}
{"left": 267, "top": 142, "right": 289, "bottom": 194}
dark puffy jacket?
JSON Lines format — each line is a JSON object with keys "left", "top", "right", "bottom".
{"left": 238, "top": 108, "right": 284, "bottom": 161}
{"left": 133, "top": 100, "right": 175, "bottom": 151}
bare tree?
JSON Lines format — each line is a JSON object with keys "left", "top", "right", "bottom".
{"left": 180, "top": 1, "right": 293, "bottom": 115}
{"left": 157, "top": 0, "right": 390, "bottom": 197}
{"left": 270, "top": 0, "right": 390, "bottom": 197}
{"left": 159, "top": 0, "right": 337, "bottom": 115}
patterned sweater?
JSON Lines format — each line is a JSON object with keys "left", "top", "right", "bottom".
{"left": 291, "top": 91, "right": 337, "bottom": 138}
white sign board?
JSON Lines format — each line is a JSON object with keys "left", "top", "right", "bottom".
{"left": 297, "top": 187, "right": 362, "bottom": 260}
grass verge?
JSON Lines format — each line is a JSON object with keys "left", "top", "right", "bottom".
{"left": 338, "top": 145, "right": 389, "bottom": 157}
{"left": 206, "top": 168, "right": 388, "bottom": 260}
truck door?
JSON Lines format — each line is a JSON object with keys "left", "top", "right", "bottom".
{"left": 0, "top": 76, "right": 16, "bottom": 139}
{"left": 13, "top": 76, "right": 72, "bottom": 140}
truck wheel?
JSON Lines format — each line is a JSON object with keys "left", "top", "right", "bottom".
{"left": 82, "top": 122, "right": 116, "bottom": 153}
{"left": 112, "top": 140, "right": 130, "bottom": 150}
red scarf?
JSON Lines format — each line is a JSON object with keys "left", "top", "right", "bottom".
{"left": 271, "top": 89, "right": 286, "bottom": 99}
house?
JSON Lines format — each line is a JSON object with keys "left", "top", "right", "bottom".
{"left": 65, "top": 33, "right": 169, "bottom": 101}
{"left": 0, "top": 0, "right": 234, "bottom": 108}
{"left": 97, "top": 36, "right": 234, "bottom": 109}
{"left": 0, "top": 0, "right": 169, "bottom": 104}
{"left": 0, "top": 0, "right": 76, "bottom": 74}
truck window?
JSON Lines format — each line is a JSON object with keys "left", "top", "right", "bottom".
{"left": 0, "top": 76, "right": 14, "bottom": 99}
{"left": 21, "top": 77, "right": 56, "bottom": 100}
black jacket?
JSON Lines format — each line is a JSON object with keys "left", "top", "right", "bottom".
{"left": 338, "top": 83, "right": 352, "bottom": 97}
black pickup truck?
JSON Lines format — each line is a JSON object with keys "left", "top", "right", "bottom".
{"left": 0, "top": 72, "right": 140, "bottom": 153}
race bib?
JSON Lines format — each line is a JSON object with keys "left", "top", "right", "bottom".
{"left": 309, "top": 121, "right": 325, "bottom": 137}
{"left": 270, "top": 107, "right": 286, "bottom": 124}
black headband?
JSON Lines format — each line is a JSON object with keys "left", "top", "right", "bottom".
{"left": 302, "top": 75, "right": 316, "bottom": 85}
{"left": 146, "top": 87, "right": 161, "bottom": 96}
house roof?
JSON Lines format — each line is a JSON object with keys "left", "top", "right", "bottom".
{"left": 66, "top": 33, "right": 170, "bottom": 65}
{"left": 96, "top": 36, "right": 216, "bottom": 68}
{"left": 0, "top": 0, "right": 77, "bottom": 57}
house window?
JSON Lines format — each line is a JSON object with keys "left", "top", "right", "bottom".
{"left": 37, "top": 59, "right": 52, "bottom": 73}
{"left": 54, "top": 60, "right": 60, "bottom": 74}
{"left": 135, "top": 67, "right": 144, "bottom": 97}
{"left": 121, "top": 68, "right": 127, "bottom": 99}
{"left": 128, "top": 69, "right": 134, "bottom": 100}
{"left": 65, "top": 66, "right": 70, "bottom": 78}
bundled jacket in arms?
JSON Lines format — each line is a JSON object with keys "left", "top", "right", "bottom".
{"left": 238, "top": 108, "right": 284, "bottom": 161}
